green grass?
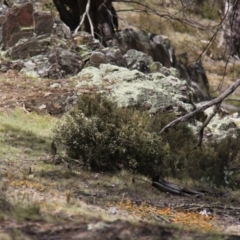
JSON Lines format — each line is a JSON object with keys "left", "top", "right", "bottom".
{"left": 0, "top": 109, "right": 158, "bottom": 224}
{"left": 0, "top": 109, "right": 57, "bottom": 160}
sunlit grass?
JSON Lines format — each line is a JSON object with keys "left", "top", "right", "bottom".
{"left": 0, "top": 108, "right": 57, "bottom": 159}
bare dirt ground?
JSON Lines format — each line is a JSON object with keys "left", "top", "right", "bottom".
{"left": 1, "top": 70, "right": 240, "bottom": 240}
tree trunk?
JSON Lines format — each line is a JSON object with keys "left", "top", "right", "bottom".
{"left": 218, "top": 0, "right": 240, "bottom": 58}
{"left": 52, "top": 0, "right": 118, "bottom": 45}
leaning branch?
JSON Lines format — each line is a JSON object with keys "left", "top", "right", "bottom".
{"left": 194, "top": 102, "right": 222, "bottom": 148}
{"left": 159, "top": 78, "right": 240, "bottom": 134}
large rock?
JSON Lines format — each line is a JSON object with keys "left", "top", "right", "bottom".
{"left": 192, "top": 102, "right": 239, "bottom": 141}
{"left": 0, "top": 2, "right": 53, "bottom": 58}
{"left": 75, "top": 64, "right": 194, "bottom": 114}
{"left": 0, "top": 2, "right": 84, "bottom": 78}
{"left": 176, "top": 53, "right": 210, "bottom": 101}
{"left": 186, "top": 60, "right": 210, "bottom": 101}
{"left": 113, "top": 29, "right": 173, "bottom": 68}
{"left": 74, "top": 64, "right": 239, "bottom": 141}
{"left": 19, "top": 48, "right": 83, "bottom": 79}
{"left": 1, "top": 2, "right": 34, "bottom": 50}
{"left": 89, "top": 48, "right": 126, "bottom": 68}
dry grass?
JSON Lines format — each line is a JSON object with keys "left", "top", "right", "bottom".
{"left": 0, "top": 1, "right": 239, "bottom": 237}
{"left": 114, "top": 0, "right": 240, "bottom": 105}
{"left": 115, "top": 199, "right": 217, "bottom": 232}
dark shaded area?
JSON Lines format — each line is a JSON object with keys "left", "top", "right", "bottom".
{"left": 52, "top": 0, "right": 118, "bottom": 45}
{"left": 1, "top": 218, "right": 239, "bottom": 240}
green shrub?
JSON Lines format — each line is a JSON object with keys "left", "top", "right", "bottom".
{"left": 53, "top": 93, "right": 240, "bottom": 187}
{"left": 54, "top": 94, "right": 173, "bottom": 177}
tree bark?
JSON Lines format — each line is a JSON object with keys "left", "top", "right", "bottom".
{"left": 52, "top": 0, "right": 118, "bottom": 44}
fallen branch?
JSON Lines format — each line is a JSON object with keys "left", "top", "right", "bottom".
{"left": 160, "top": 78, "right": 240, "bottom": 134}
{"left": 194, "top": 102, "right": 222, "bottom": 148}
{"left": 152, "top": 176, "right": 205, "bottom": 197}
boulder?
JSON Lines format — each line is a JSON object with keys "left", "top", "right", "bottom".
{"left": 113, "top": 29, "right": 173, "bottom": 68}
{"left": 19, "top": 48, "right": 83, "bottom": 79}
{"left": 1, "top": 2, "right": 34, "bottom": 50}
{"left": 75, "top": 63, "right": 194, "bottom": 114}
{"left": 124, "top": 49, "right": 152, "bottom": 73}
{"left": 0, "top": 2, "right": 84, "bottom": 78}
{"left": 0, "top": 2, "right": 53, "bottom": 58}
{"left": 176, "top": 53, "right": 210, "bottom": 101}
{"left": 74, "top": 64, "right": 240, "bottom": 141}
{"left": 186, "top": 102, "right": 240, "bottom": 142}
{"left": 186, "top": 60, "right": 210, "bottom": 101}
{"left": 112, "top": 29, "right": 210, "bottom": 101}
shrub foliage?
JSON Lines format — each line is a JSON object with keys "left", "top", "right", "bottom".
{"left": 54, "top": 94, "right": 240, "bottom": 186}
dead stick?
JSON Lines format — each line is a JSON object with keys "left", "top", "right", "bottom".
{"left": 194, "top": 102, "right": 222, "bottom": 148}
{"left": 159, "top": 78, "right": 240, "bottom": 134}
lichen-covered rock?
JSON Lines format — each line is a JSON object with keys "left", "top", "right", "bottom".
{"left": 90, "top": 52, "right": 108, "bottom": 67}
{"left": 74, "top": 64, "right": 240, "bottom": 141}
{"left": 124, "top": 49, "right": 152, "bottom": 73}
{"left": 89, "top": 47, "right": 126, "bottom": 68}
{"left": 75, "top": 64, "right": 194, "bottom": 114}
{"left": 19, "top": 48, "right": 83, "bottom": 79}
{"left": 48, "top": 48, "right": 83, "bottom": 77}
{"left": 0, "top": 2, "right": 54, "bottom": 59}
{"left": 33, "top": 11, "right": 53, "bottom": 35}
{"left": 7, "top": 36, "right": 51, "bottom": 59}
{"left": 191, "top": 103, "right": 240, "bottom": 141}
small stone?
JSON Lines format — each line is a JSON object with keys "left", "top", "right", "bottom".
{"left": 38, "top": 104, "right": 46, "bottom": 109}
{"left": 50, "top": 83, "right": 61, "bottom": 88}
{"left": 232, "top": 112, "right": 238, "bottom": 118}
{"left": 108, "top": 206, "right": 117, "bottom": 215}
{"left": 90, "top": 52, "right": 107, "bottom": 67}
{"left": 87, "top": 222, "right": 110, "bottom": 230}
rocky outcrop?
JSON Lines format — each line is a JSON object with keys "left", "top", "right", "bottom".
{"left": 0, "top": 2, "right": 85, "bottom": 78}
{"left": 74, "top": 63, "right": 193, "bottom": 114}
{"left": 0, "top": 2, "right": 210, "bottom": 100}
{"left": 74, "top": 63, "right": 239, "bottom": 141}
{"left": 0, "top": 2, "right": 239, "bottom": 142}
{"left": 192, "top": 102, "right": 239, "bottom": 140}
{"left": 1, "top": 2, "right": 52, "bottom": 52}
{"left": 113, "top": 29, "right": 173, "bottom": 68}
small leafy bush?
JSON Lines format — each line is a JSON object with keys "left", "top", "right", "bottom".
{"left": 54, "top": 94, "right": 173, "bottom": 177}
{"left": 54, "top": 93, "right": 240, "bottom": 187}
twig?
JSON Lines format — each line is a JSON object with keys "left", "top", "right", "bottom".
{"left": 21, "top": 102, "right": 30, "bottom": 114}
{"left": 194, "top": 102, "right": 222, "bottom": 148}
{"left": 74, "top": 0, "right": 93, "bottom": 35}
{"left": 86, "top": 1, "right": 94, "bottom": 37}
{"left": 114, "top": 0, "right": 216, "bottom": 30}
{"left": 154, "top": 215, "right": 171, "bottom": 223}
